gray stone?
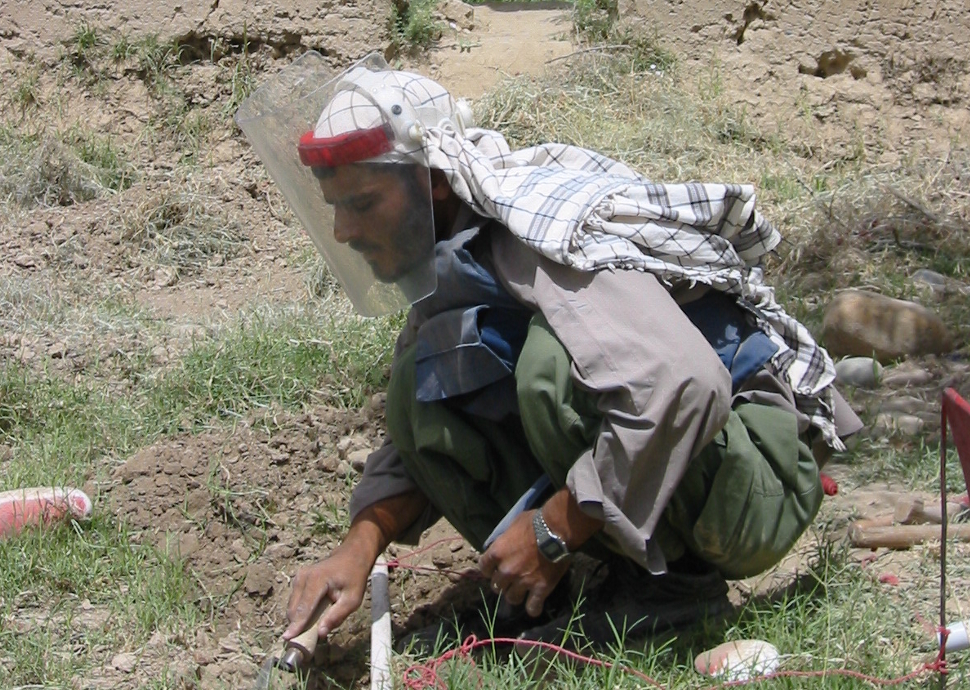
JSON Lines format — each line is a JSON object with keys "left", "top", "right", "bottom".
{"left": 834, "top": 356, "right": 882, "bottom": 389}
{"left": 348, "top": 448, "right": 370, "bottom": 473}
{"left": 873, "top": 412, "right": 926, "bottom": 437}
{"left": 821, "top": 290, "right": 954, "bottom": 362}
{"left": 879, "top": 396, "right": 926, "bottom": 416}
{"left": 911, "top": 269, "right": 949, "bottom": 290}
{"left": 911, "top": 269, "right": 970, "bottom": 296}
{"left": 881, "top": 364, "right": 934, "bottom": 388}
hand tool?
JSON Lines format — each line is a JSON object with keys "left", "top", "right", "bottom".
{"left": 253, "top": 559, "right": 392, "bottom": 690}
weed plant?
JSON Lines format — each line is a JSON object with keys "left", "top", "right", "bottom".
{"left": 390, "top": 0, "right": 442, "bottom": 53}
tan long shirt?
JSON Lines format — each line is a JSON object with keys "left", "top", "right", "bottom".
{"left": 349, "top": 223, "right": 860, "bottom": 572}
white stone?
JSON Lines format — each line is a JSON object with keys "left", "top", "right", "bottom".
{"left": 695, "top": 639, "right": 781, "bottom": 681}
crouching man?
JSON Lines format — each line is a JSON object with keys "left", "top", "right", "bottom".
{"left": 235, "top": 54, "right": 861, "bottom": 650}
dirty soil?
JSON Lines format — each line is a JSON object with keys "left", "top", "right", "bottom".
{"left": 2, "top": 0, "right": 969, "bottom": 688}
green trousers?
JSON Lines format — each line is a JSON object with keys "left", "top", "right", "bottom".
{"left": 386, "top": 315, "right": 823, "bottom": 579}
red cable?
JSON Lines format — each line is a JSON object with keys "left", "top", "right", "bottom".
{"left": 400, "top": 634, "right": 945, "bottom": 690}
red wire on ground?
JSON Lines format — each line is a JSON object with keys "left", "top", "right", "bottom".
{"left": 390, "top": 530, "right": 949, "bottom": 690}
{"left": 400, "top": 634, "right": 946, "bottom": 690}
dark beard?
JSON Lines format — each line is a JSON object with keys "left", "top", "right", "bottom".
{"left": 369, "top": 181, "right": 434, "bottom": 283}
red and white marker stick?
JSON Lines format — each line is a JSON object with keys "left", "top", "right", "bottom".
{"left": 0, "top": 487, "right": 94, "bottom": 539}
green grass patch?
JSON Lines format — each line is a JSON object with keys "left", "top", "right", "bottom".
{"left": 404, "top": 538, "right": 958, "bottom": 687}
{"left": 152, "top": 304, "right": 400, "bottom": 425}
{"left": 0, "top": 298, "right": 398, "bottom": 490}
{"left": 0, "top": 516, "right": 197, "bottom": 688}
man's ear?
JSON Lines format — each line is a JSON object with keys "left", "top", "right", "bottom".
{"left": 429, "top": 168, "right": 453, "bottom": 201}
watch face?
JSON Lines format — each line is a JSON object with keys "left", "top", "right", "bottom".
{"left": 538, "top": 536, "right": 568, "bottom": 562}
{"left": 533, "top": 509, "right": 569, "bottom": 562}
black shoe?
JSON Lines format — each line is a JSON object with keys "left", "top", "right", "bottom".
{"left": 516, "top": 556, "right": 732, "bottom": 649}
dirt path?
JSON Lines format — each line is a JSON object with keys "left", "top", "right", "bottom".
{"left": 420, "top": 1, "right": 576, "bottom": 98}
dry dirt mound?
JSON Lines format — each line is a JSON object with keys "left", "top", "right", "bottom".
{"left": 103, "top": 399, "right": 483, "bottom": 688}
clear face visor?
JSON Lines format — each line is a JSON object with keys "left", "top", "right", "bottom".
{"left": 234, "top": 52, "right": 436, "bottom": 317}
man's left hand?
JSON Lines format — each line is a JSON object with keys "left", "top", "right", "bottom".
{"left": 478, "top": 509, "right": 570, "bottom": 618}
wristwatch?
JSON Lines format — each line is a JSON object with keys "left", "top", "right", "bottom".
{"left": 533, "top": 508, "right": 570, "bottom": 563}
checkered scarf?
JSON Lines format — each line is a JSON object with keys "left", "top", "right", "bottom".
{"left": 312, "top": 68, "right": 842, "bottom": 448}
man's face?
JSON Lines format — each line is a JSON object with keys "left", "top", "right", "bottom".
{"left": 318, "top": 164, "right": 433, "bottom": 283}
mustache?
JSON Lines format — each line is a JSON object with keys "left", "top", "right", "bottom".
{"left": 348, "top": 239, "right": 381, "bottom": 255}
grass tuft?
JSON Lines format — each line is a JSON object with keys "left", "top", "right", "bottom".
{"left": 0, "top": 127, "right": 131, "bottom": 208}
{"left": 117, "top": 176, "right": 245, "bottom": 280}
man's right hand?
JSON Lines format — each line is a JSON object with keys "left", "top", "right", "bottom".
{"left": 281, "top": 489, "right": 430, "bottom": 641}
{"left": 283, "top": 542, "right": 373, "bottom": 640}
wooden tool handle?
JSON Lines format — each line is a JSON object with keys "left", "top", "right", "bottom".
{"left": 849, "top": 522, "right": 970, "bottom": 549}
{"left": 285, "top": 619, "right": 321, "bottom": 660}
{"left": 278, "top": 609, "right": 325, "bottom": 672}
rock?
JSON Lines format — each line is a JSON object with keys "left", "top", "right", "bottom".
{"left": 821, "top": 290, "right": 954, "bottom": 362}
{"left": 47, "top": 342, "right": 68, "bottom": 359}
{"left": 873, "top": 412, "right": 925, "bottom": 437}
{"left": 834, "top": 356, "right": 882, "bottom": 389}
{"left": 879, "top": 396, "right": 926, "bottom": 416}
{"left": 348, "top": 449, "right": 370, "bottom": 473}
{"left": 336, "top": 433, "right": 369, "bottom": 459}
{"left": 695, "top": 639, "right": 780, "bottom": 681}
{"left": 438, "top": 0, "right": 476, "bottom": 31}
{"left": 243, "top": 562, "right": 276, "bottom": 598}
{"left": 881, "top": 364, "right": 934, "bottom": 388}
{"left": 111, "top": 652, "right": 137, "bottom": 673}
{"left": 912, "top": 269, "right": 948, "bottom": 292}
{"left": 14, "top": 253, "right": 36, "bottom": 268}
{"left": 912, "top": 269, "right": 970, "bottom": 296}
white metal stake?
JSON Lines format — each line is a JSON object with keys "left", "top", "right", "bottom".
{"left": 370, "top": 559, "right": 393, "bottom": 690}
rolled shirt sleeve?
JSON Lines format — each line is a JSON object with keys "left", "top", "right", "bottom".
{"left": 347, "top": 315, "right": 441, "bottom": 544}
